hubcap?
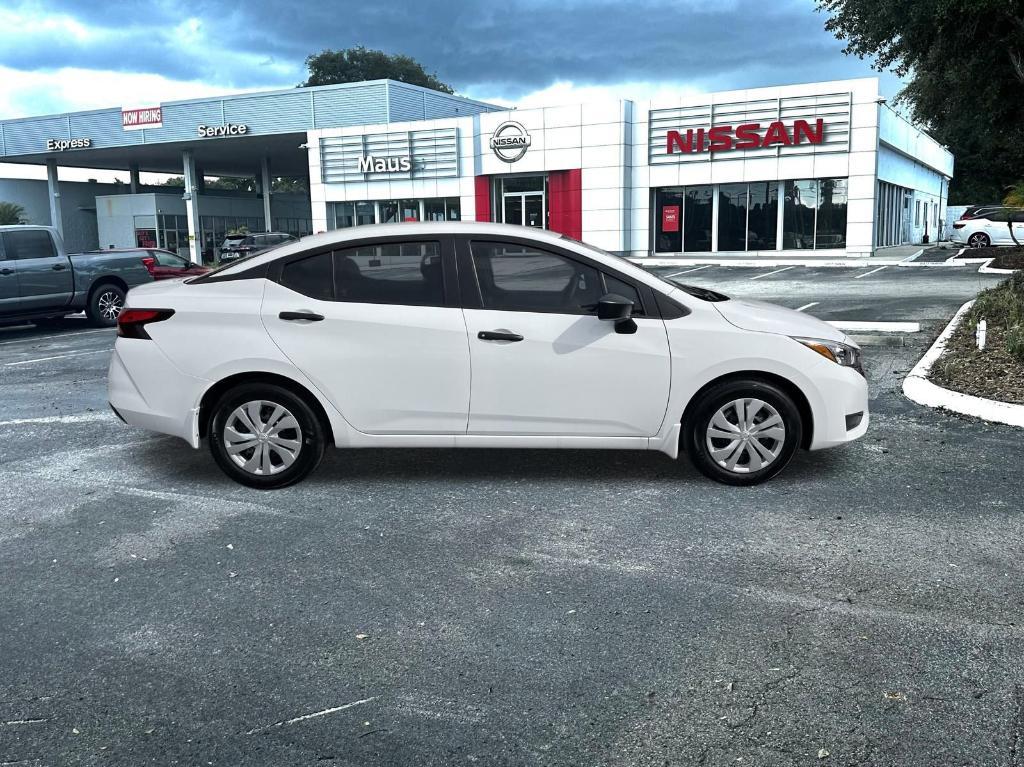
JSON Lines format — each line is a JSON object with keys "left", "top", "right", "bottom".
{"left": 97, "top": 290, "right": 123, "bottom": 320}
{"left": 223, "top": 400, "right": 302, "bottom": 476}
{"left": 706, "top": 398, "right": 786, "bottom": 474}
{"left": 970, "top": 235, "right": 986, "bottom": 248}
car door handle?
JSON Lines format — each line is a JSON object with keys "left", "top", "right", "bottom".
{"left": 0, "top": 268, "right": 12, "bottom": 276}
{"left": 51, "top": 263, "right": 68, "bottom": 271}
{"left": 478, "top": 330, "right": 523, "bottom": 342}
{"left": 279, "top": 311, "right": 325, "bottom": 322}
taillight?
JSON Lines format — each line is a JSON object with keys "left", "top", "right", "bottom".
{"left": 952, "top": 222, "right": 966, "bottom": 229}
{"left": 117, "top": 308, "right": 174, "bottom": 339}
{"left": 141, "top": 256, "right": 156, "bottom": 273}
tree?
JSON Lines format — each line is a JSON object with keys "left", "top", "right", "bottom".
{"left": 301, "top": 46, "right": 453, "bottom": 93}
{"left": 818, "top": 0, "right": 1024, "bottom": 204}
{"left": 1003, "top": 181, "right": 1024, "bottom": 246}
{"left": 0, "top": 202, "right": 27, "bottom": 225}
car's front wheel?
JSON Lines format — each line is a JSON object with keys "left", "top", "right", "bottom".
{"left": 208, "top": 383, "right": 326, "bottom": 489}
{"left": 968, "top": 232, "right": 991, "bottom": 248}
{"left": 684, "top": 379, "right": 803, "bottom": 486}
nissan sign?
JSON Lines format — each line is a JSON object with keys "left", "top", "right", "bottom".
{"left": 489, "top": 121, "right": 531, "bottom": 162}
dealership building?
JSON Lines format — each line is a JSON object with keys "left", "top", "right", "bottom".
{"left": 0, "top": 76, "right": 952, "bottom": 261}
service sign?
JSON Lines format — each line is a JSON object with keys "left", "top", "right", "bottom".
{"left": 122, "top": 106, "right": 162, "bottom": 131}
{"left": 47, "top": 138, "right": 92, "bottom": 151}
{"left": 197, "top": 124, "right": 248, "bottom": 138}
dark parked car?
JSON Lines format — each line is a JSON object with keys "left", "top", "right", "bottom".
{"left": 959, "top": 205, "right": 1006, "bottom": 220}
{"left": 219, "top": 232, "right": 297, "bottom": 263}
{"left": 0, "top": 225, "right": 154, "bottom": 327}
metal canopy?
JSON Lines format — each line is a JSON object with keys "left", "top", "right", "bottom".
{"left": 0, "top": 132, "right": 310, "bottom": 178}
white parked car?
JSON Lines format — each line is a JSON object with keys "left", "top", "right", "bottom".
{"left": 108, "top": 223, "right": 868, "bottom": 489}
{"left": 951, "top": 209, "right": 1024, "bottom": 248}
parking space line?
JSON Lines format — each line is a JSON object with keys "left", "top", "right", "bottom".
{"left": 796, "top": 302, "right": 819, "bottom": 312}
{"left": 3, "top": 349, "right": 109, "bottom": 367}
{"left": 0, "top": 328, "right": 113, "bottom": 346}
{"left": 665, "top": 265, "right": 712, "bottom": 278}
{"left": 854, "top": 265, "right": 888, "bottom": 279}
{"left": 750, "top": 266, "right": 794, "bottom": 280}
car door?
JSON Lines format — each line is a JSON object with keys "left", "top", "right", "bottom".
{"left": 2, "top": 229, "right": 74, "bottom": 310}
{"left": 458, "top": 237, "right": 672, "bottom": 437}
{"left": 261, "top": 235, "right": 471, "bottom": 435}
{"left": 984, "top": 211, "right": 1013, "bottom": 244}
{"left": 0, "top": 235, "right": 19, "bottom": 313}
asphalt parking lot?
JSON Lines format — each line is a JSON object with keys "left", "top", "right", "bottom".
{"left": 2, "top": 264, "right": 1023, "bottom": 767}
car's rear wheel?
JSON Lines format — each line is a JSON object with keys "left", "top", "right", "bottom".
{"left": 208, "top": 383, "right": 326, "bottom": 489}
{"left": 86, "top": 283, "right": 126, "bottom": 327}
{"left": 968, "top": 232, "right": 991, "bottom": 248}
{"left": 684, "top": 379, "right": 802, "bottom": 486}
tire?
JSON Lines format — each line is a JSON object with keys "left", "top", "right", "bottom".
{"left": 208, "top": 383, "right": 326, "bottom": 489}
{"left": 86, "top": 283, "right": 126, "bottom": 327}
{"left": 683, "top": 379, "right": 803, "bottom": 486}
{"left": 968, "top": 232, "right": 991, "bottom": 249}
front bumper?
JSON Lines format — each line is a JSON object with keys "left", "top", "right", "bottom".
{"left": 806, "top": 364, "right": 870, "bottom": 451}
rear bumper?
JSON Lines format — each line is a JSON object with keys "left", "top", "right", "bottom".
{"left": 107, "top": 340, "right": 206, "bottom": 448}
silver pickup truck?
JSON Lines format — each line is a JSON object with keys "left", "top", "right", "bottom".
{"left": 0, "top": 225, "right": 153, "bottom": 327}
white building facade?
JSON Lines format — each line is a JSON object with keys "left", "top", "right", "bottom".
{"left": 309, "top": 77, "right": 953, "bottom": 258}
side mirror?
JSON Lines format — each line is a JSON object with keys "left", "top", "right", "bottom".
{"left": 596, "top": 293, "right": 637, "bottom": 334}
{"left": 597, "top": 293, "right": 633, "bottom": 322}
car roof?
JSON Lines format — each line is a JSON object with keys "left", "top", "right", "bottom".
{"left": 205, "top": 221, "right": 669, "bottom": 292}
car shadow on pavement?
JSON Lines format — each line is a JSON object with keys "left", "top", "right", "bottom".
{"left": 140, "top": 437, "right": 852, "bottom": 489}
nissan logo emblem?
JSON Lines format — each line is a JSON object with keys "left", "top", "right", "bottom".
{"left": 489, "top": 121, "right": 532, "bottom": 163}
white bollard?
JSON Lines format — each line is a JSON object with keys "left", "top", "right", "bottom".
{"left": 976, "top": 319, "right": 987, "bottom": 351}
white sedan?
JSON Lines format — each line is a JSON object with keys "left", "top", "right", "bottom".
{"left": 108, "top": 223, "right": 868, "bottom": 488}
{"left": 951, "top": 209, "right": 1024, "bottom": 248}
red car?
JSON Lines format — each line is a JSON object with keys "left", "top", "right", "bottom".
{"left": 140, "top": 249, "right": 210, "bottom": 280}
{"left": 86, "top": 248, "right": 209, "bottom": 280}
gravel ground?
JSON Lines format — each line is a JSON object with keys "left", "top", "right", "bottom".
{"left": 1, "top": 271, "right": 1023, "bottom": 766}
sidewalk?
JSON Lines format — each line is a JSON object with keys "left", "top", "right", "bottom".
{"left": 637, "top": 242, "right": 959, "bottom": 267}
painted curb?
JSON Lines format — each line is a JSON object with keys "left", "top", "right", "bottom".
{"left": 902, "top": 299, "right": 1024, "bottom": 427}
{"left": 978, "top": 258, "right": 1019, "bottom": 275}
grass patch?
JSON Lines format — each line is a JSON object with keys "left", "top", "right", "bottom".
{"left": 930, "top": 273, "right": 1024, "bottom": 403}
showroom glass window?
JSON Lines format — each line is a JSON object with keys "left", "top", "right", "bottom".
{"left": 717, "top": 184, "right": 748, "bottom": 252}
{"left": 654, "top": 188, "right": 685, "bottom": 253}
{"left": 747, "top": 182, "right": 778, "bottom": 250}
{"left": 281, "top": 241, "right": 444, "bottom": 307}
{"left": 815, "top": 179, "right": 848, "bottom": 248}
{"left": 783, "top": 180, "right": 818, "bottom": 249}
{"left": 683, "top": 186, "right": 714, "bottom": 252}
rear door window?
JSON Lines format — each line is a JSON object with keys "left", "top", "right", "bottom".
{"left": 279, "top": 241, "right": 445, "bottom": 307}
{"left": 3, "top": 230, "right": 57, "bottom": 260}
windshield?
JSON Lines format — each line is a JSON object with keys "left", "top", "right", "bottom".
{"left": 561, "top": 234, "right": 730, "bottom": 302}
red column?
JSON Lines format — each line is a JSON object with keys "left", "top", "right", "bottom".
{"left": 474, "top": 176, "right": 491, "bottom": 222}
{"left": 548, "top": 169, "right": 582, "bottom": 240}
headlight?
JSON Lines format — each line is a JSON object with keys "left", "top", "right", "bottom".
{"left": 792, "top": 336, "right": 864, "bottom": 375}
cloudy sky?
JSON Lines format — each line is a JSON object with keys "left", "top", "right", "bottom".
{"left": 0, "top": 0, "right": 901, "bottom": 179}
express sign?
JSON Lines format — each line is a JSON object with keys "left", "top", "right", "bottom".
{"left": 667, "top": 118, "right": 824, "bottom": 154}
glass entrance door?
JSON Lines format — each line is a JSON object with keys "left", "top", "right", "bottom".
{"left": 498, "top": 175, "right": 547, "bottom": 229}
